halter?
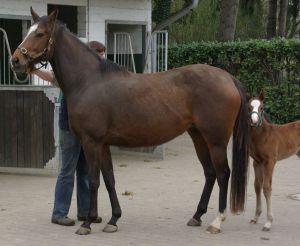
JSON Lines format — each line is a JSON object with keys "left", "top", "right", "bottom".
{"left": 249, "top": 111, "right": 264, "bottom": 128}
{"left": 17, "top": 22, "right": 56, "bottom": 71}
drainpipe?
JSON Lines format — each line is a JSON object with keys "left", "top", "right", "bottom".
{"left": 153, "top": 0, "right": 200, "bottom": 31}
{"left": 87, "top": 0, "right": 90, "bottom": 42}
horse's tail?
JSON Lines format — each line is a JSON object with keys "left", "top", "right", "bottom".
{"left": 230, "top": 77, "right": 250, "bottom": 213}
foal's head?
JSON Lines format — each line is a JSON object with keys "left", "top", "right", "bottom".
{"left": 11, "top": 7, "right": 58, "bottom": 73}
{"left": 247, "top": 91, "right": 265, "bottom": 127}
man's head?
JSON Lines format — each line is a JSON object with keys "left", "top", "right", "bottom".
{"left": 87, "top": 41, "right": 106, "bottom": 59}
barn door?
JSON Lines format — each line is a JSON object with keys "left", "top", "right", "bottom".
{"left": 0, "top": 21, "right": 58, "bottom": 169}
{"left": 0, "top": 90, "right": 56, "bottom": 168}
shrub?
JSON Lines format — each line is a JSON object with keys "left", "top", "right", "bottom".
{"left": 168, "top": 38, "right": 300, "bottom": 123}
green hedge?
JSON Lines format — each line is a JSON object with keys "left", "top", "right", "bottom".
{"left": 168, "top": 38, "right": 300, "bottom": 123}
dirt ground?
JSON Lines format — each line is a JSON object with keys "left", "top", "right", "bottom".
{"left": 0, "top": 133, "right": 299, "bottom": 246}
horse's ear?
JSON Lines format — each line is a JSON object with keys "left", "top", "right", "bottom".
{"left": 30, "top": 7, "right": 40, "bottom": 22}
{"left": 47, "top": 9, "right": 58, "bottom": 31}
{"left": 258, "top": 90, "right": 265, "bottom": 101}
{"left": 48, "top": 9, "right": 58, "bottom": 25}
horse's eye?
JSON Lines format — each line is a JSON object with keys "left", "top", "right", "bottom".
{"left": 36, "top": 33, "right": 44, "bottom": 38}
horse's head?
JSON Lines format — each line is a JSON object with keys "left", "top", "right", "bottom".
{"left": 247, "top": 91, "right": 265, "bottom": 127}
{"left": 11, "top": 7, "right": 58, "bottom": 73}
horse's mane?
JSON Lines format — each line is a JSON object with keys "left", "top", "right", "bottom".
{"left": 54, "top": 20, "right": 129, "bottom": 76}
{"left": 99, "top": 59, "right": 129, "bottom": 75}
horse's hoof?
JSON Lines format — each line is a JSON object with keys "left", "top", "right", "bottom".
{"left": 206, "top": 225, "right": 221, "bottom": 234}
{"left": 75, "top": 226, "right": 91, "bottom": 235}
{"left": 262, "top": 226, "right": 270, "bottom": 232}
{"left": 250, "top": 219, "right": 257, "bottom": 224}
{"left": 187, "top": 218, "right": 202, "bottom": 227}
{"left": 102, "top": 223, "right": 118, "bottom": 233}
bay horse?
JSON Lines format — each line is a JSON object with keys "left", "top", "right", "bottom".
{"left": 11, "top": 8, "right": 249, "bottom": 235}
{"left": 248, "top": 92, "right": 300, "bottom": 231}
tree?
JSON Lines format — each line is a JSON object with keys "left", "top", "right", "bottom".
{"left": 266, "top": 0, "right": 278, "bottom": 39}
{"left": 152, "top": 0, "right": 172, "bottom": 24}
{"left": 278, "top": 0, "right": 289, "bottom": 37}
{"left": 218, "top": 0, "right": 240, "bottom": 41}
{"left": 236, "top": 0, "right": 266, "bottom": 40}
{"left": 286, "top": 0, "right": 300, "bottom": 38}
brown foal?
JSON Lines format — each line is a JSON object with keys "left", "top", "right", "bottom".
{"left": 248, "top": 92, "right": 300, "bottom": 231}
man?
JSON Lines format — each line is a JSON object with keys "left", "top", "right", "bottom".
{"left": 30, "top": 41, "right": 106, "bottom": 226}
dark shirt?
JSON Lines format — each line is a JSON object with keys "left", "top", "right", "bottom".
{"left": 59, "top": 94, "right": 69, "bottom": 131}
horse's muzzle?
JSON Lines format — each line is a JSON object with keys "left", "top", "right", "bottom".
{"left": 10, "top": 57, "right": 27, "bottom": 73}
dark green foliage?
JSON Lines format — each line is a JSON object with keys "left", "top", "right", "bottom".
{"left": 168, "top": 38, "right": 300, "bottom": 123}
{"left": 152, "top": 0, "right": 172, "bottom": 24}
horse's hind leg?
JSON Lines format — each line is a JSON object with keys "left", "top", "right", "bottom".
{"left": 101, "top": 145, "right": 122, "bottom": 233}
{"left": 262, "top": 160, "right": 275, "bottom": 231}
{"left": 206, "top": 143, "right": 230, "bottom": 234}
{"left": 187, "top": 128, "right": 217, "bottom": 227}
{"left": 250, "top": 161, "right": 263, "bottom": 224}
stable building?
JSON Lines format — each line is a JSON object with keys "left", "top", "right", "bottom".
{"left": 0, "top": 0, "right": 169, "bottom": 173}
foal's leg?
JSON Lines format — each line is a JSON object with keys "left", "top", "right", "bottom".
{"left": 262, "top": 160, "right": 275, "bottom": 231}
{"left": 250, "top": 161, "right": 264, "bottom": 224}
{"left": 101, "top": 145, "right": 122, "bottom": 233}
{"left": 187, "top": 128, "right": 216, "bottom": 227}
{"left": 75, "top": 141, "right": 102, "bottom": 235}
{"left": 206, "top": 144, "right": 230, "bottom": 234}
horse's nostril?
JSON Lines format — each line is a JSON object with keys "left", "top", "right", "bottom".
{"left": 11, "top": 57, "right": 20, "bottom": 67}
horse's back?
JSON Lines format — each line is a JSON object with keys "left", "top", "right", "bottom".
{"left": 73, "top": 63, "right": 243, "bottom": 147}
{"left": 251, "top": 120, "right": 300, "bottom": 161}
{"left": 135, "top": 64, "right": 241, "bottom": 104}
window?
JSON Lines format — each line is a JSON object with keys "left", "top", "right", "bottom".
{"left": 47, "top": 4, "right": 86, "bottom": 38}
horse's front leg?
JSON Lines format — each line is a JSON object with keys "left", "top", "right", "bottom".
{"left": 101, "top": 145, "right": 122, "bottom": 233}
{"left": 75, "top": 140, "right": 102, "bottom": 235}
{"left": 262, "top": 160, "right": 275, "bottom": 231}
{"left": 206, "top": 145, "right": 230, "bottom": 234}
{"left": 250, "top": 161, "right": 263, "bottom": 224}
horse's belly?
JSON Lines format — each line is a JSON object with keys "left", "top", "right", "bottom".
{"left": 278, "top": 147, "right": 300, "bottom": 160}
{"left": 106, "top": 123, "right": 189, "bottom": 147}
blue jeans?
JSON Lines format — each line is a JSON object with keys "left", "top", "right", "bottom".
{"left": 52, "top": 129, "right": 90, "bottom": 219}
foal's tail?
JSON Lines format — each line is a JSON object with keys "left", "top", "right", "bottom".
{"left": 230, "top": 77, "right": 250, "bottom": 213}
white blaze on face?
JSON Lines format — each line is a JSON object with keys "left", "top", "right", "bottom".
{"left": 250, "top": 99, "right": 261, "bottom": 124}
{"left": 19, "top": 23, "right": 38, "bottom": 47}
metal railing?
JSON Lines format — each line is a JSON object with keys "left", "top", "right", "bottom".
{"left": 150, "top": 31, "right": 168, "bottom": 73}
{"left": 0, "top": 28, "right": 29, "bottom": 85}
{"left": 113, "top": 32, "right": 136, "bottom": 73}
{"left": 0, "top": 28, "right": 51, "bottom": 86}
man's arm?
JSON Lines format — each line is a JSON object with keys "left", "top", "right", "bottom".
{"left": 30, "top": 69, "right": 59, "bottom": 87}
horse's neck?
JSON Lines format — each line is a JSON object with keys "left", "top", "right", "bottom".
{"left": 250, "top": 119, "right": 271, "bottom": 138}
{"left": 50, "top": 28, "right": 100, "bottom": 95}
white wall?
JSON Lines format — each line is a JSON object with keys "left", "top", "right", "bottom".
{"left": 88, "top": 0, "right": 151, "bottom": 44}
{"left": 0, "top": 0, "right": 87, "bottom": 18}
{"left": 0, "top": 0, "right": 152, "bottom": 45}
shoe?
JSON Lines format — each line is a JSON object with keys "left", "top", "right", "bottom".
{"left": 78, "top": 216, "right": 102, "bottom": 223}
{"left": 51, "top": 216, "right": 75, "bottom": 226}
